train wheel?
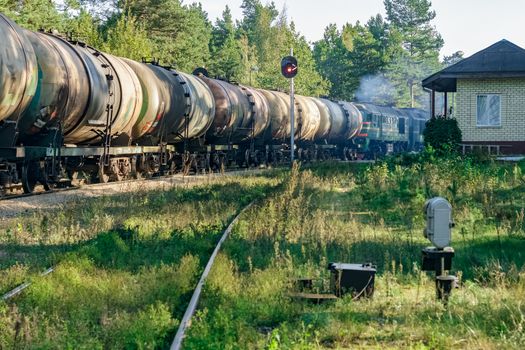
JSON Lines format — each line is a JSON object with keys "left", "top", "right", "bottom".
{"left": 137, "top": 171, "right": 153, "bottom": 180}
{"left": 182, "top": 152, "right": 191, "bottom": 176}
{"left": 210, "top": 153, "right": 220, "bottom": 173}
{"left": 68, "top": 170, "right": 78, "bottom": 182}
{"left": 21, "top": 161, "right": 38, "bottom": 194}
{"left": 98, "top": 171, "right": 110, "bottom": 183}
{"left": 192, "top": 157, "right": 199, "bottom": 174}
{"left": 244, "top": 149, "right": 251, "bottom": 168}
{"left": 98, "top": 166, "right": 110, "bottom": 183}
{"left": 205, "top": 153, "right": 212, "bottom": 174}
{"left": 41, "top": 173, "right": 53, "bottom": 191}
{"left": 168, "top": 160, "right": 177, "bottom": 175}
{"left": 112, "top": 173, "right": 124, "bottom": 182}
{"left": 219, "top": 156, "right": 226, "bottom": 174}
{"left": 96, "top": 157, "right": 110, "bottom": 183}
{"left": 273, "top": 151, "right": 281, "bottom": 165}
{"left": 42, "top": 180, "right": 54, "bottom": 191}
{"left": 21, "top": 162, "right": 37, "bottom": 193}
{"left": 69, "top": 171, "right": 88, "bottom": 186}
{"left": 264, "top": 149, "right": 271, "bottom": 167}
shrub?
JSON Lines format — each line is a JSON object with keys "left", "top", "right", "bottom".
{"left": 423, "top": 115, "right": 462, "bottom": 155}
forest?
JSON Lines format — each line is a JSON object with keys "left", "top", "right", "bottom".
{"left": 0, "top": 0, "right": 464, "bottom": 108}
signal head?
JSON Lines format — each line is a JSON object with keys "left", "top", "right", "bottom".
{"left": 281, "top": 56, "right": 298, "bottom": 79}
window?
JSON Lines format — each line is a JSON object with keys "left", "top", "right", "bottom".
{"left": 373, "top": 114, "right": 379, "bottom": 128}
{"left": 477, "top": 94, "right": 501, "bottom": 127}
{"left": 398, "top": 117, "right": 405, "bottom": 134}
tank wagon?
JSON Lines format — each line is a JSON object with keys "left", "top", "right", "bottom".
{"left": 0, "top": 13, "right": 427, "bottom": 195}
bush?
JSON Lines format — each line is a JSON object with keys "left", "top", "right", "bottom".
{"left": 423, "top": 115, "right": 462, "bottom": 155}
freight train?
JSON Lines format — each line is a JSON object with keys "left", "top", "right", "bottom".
{"left": 0, "top": 14, "right": 427, "bottom": 195}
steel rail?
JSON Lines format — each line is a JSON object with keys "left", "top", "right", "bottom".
{"left": 2, "top": 267, "right": 54, "bottom": 301}
{"left": 170, "top": 201, "right": 255, "bottom": 350}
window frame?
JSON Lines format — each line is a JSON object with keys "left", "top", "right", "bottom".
{"left": 476, "top": 94, "right": 502, "bottom": 128}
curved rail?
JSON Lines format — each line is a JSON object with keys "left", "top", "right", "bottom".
{"left": 171, "top": 201, "right": 255, "bottom": 350}
{"left": 2, "top": 267, "right": 54, "bottom": 301}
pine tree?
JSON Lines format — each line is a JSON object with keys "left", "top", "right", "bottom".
{"left": 238, "top": 0, "right": 329, "bottom": 95}
{"left": 237, "top": 34, "right": 259, "bottom": 86}
{"left": 0, "top": 0, "right": 66, "bottom": 31}
{"left": 210, "top": 5, "right": 235, "bottom": 49}
{"left": 313, "top": 24, "right": 356, "bottom": 100}
{"left": 126, "top": 0, "right": 211, "bottom": 71}
{"left": 384, "top": 0, "right": 443, "bottom": 107}
{"left": 102, "top": 11, "right": 153, "bottom": 61}
{"left": 208, "top": 6, "right": 243, "bottom": 81}
{"left": 313, "top": 18, "right": 399, "bottom": 101}
{"left": 66, "top": 8, "right": 102, "bottom": 46}
{"left": 443, "top": 51, "right": 464, "bottom": 67}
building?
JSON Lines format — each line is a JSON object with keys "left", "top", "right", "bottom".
{"left": 422, "top": 40, "right": 525, "bottom": 155}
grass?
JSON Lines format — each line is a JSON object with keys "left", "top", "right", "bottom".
{"left": 182, "top": 157, "right": 525, "bottom": 349}
{"left": 0, "top": 172, "right": 282, "bottom": 349}
{"left": 1, "top": 156, "right": 525, "bottom": 349}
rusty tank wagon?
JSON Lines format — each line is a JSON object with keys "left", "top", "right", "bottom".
{"left": 0, "top": 13, "right": 427, "bottom": 195}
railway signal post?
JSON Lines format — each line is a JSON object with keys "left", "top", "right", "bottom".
{"left": 422, "top": 197, "right": 457, "bottom": 303}
{"left": 281, "top": 51, "right": 298, "bottom": 164}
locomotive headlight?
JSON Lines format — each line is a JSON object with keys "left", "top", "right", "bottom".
{"left": 423, "top": 197, "right": 454, "bottom": 249}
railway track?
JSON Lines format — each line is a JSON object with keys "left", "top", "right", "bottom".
{"left": 0, "top": 167, "right": 272, "bottom": 201}
{"left": 0, "top": 167, "right": 273, "bottom": 219}
{"left": 0, "top": 158, "right": 371, "bottom": 203}
{"left": 0, "top": 185, "right": 77, "bottom": 202}
{"left": 171, "top": 201, "right": 255, "bottom": 350}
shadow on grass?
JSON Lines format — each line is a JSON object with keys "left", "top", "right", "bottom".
{"left": 0, "top": 243, "right": 76, "bottom": 270}
{"left": 0, "top": 178, "right": 280, "bottom": 278}
{"left": 0, "top": 215, "right": 239, "bottom": 274}
{"left": 222, "top": 233, "right": 525, "bottom": 281}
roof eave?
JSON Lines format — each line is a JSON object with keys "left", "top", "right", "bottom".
{"left": 423, "top": 72, "right": 525, "bottom": 92}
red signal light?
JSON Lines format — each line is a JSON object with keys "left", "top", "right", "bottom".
{"left": 281, "top": 56, "right": 298, "bottom": 78}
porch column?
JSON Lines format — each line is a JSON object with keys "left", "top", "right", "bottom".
{"left": 431, "top": 89, "right": 436, "bottom": 118}
{"left": 444, "top": 92, "right": 448, "bottom": 117}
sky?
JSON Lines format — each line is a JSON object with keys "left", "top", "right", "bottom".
{"left": 197, "top": 0, "right": 525, "bottom": 59}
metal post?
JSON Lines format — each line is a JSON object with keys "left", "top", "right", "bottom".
{"left": 289, "top": 48, "right": 295, "bottom": 165}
